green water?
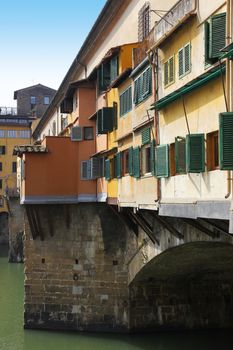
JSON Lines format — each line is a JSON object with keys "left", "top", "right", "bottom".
{"left": 0, "top": 245, "right": 232, "bottom": 350}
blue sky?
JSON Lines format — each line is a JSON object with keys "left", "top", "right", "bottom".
{"left": 0, "top": 0, "right": 106, "bottom": 106}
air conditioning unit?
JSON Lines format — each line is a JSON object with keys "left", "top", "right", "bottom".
{"left": 71, "top": 126, "right": 83, "bottom": 141}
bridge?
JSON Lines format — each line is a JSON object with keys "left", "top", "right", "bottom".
{"left": 23, "top": 202, "right": 233, "bottom": 332}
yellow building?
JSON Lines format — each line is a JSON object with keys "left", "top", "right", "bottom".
{"left": 150, "top": 0, "right": 232, "bottom": 225}
{"left": 0, "top": 114, "right": 32, "bottom": 212}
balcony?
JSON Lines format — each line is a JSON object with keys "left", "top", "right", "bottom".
{"left": 0, "top": 107, "right": 17, "bottom": 116}
{"left": 154, "top": 0, "right": 196, "bottom": 45}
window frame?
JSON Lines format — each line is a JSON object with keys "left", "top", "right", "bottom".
{"left": 84, "top": 127, "right": 94, "bottom": 140}
{"left": 141, "top": 144, "right": 152, "bottom": 175}
{"left": 120, "top": 86, "right": 132, "bottom": 117}
{"left": 207, "top": 130, "right": 219, "bottom": 171}
{"left": 134, "top": 66, "right": 152, "bottom": 106}
{"left": 178, "top": 43, "right": 191, "bottom": 79}
{"left": 43, "top": 96, "right": 50, "bottom": 105}
{"left": 164, "top": 55, "right": 175, "bottom": 87}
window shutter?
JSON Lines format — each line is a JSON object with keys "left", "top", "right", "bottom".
{"left": 133, "top": 147, "right": 140, "bottom": 178}
{"left": 164, "top": 61, "right": 169, "bottom": 86}
{"left": 219, "top": 112, "right": 233, "bottom": 170}
{"left": 186, "top": 134, "right": 205, "bottom": 173}
{"left": 150, "top": 139, "right": 156, "bottom": 175}
{"left": 71, "top": 126, "right": 83, "bottom": 141}
{"left": 204, "top": 21, "right": 213, "bottom": 64}
{"left": 141, "top": 127, "right": 151, "bottom": 145}
{"left": 81, "top": 160, "right": 91, "bottom": 180}
{"left": 209, "top": 13, "right": 226, "bottom": 59}
{"left": 102, "top": 107, "right": 114, "bottom": 133}
{"left": 184, "top": 44, "right": 191, "bottom": 74}
{"left": 175, "top": 137, "right": 186, "bottom": 173}
{"left": 156, "top": 144, "right": 169, "bottom": 178}
{"left": 113, "top": 102, "right": 118, "bottom": 129}
{"left": 178, "top": 48, "right": 184, "bottom": 77}
{"left": 97, "top": 110, "right": 102, "bottom": 134}
{"left": 134, "top": 77, "right": 139, "bottom": 104}
{"left": 90, "top": 157, "right": 100, "bottom": 179}
{"left": 105, "top": 159, "right": 111, "bottom": 180}
{"left": 110, "top": 55, "right": 118, "bottom": 82}
{"left": 129, "top": 146, "right": 134, "bottom": 176}
{"left": 116, "top": 152, "right": 122, "bottom": 178}
{"left": 169, "top": 56, "right": 174, "bottom": 83}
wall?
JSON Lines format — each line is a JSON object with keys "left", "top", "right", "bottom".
{"left": 0, "top": 212, "right": 8, "bottom": 245}
{"left": 8, "top": 198, "right": 24, "bottom": 262}
{"left": 24, "top": 203, "right": 137, "bottom": 332}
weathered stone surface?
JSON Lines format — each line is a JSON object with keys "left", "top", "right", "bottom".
{"left": 8, "top": 198, "right": 24, "bottom": 263}
{"left": 0, "top": 212, "right": 9, "bottom": 245}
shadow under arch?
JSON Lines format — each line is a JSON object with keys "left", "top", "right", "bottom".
{"left": 129, "top": 241, "right": 233, "bottom": 332}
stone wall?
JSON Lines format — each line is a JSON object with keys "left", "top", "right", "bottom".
{"left": 0, "top": 212, "right": 9, "bottom": 245}
{"left": 130, "top": 274, "right": 233, "bottom": 331}
{"left": 24, "top": 203, "right": 137, "bottom": 332}
{"left": 8, "top": 198, "right": 24, "bottom": 263}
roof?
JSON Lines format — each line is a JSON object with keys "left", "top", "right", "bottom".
{"left": 13, "top": 145, "right": 48, "bottom": 156}
{"left": 32, "top": 0, "right": 128, "bottom": 139}
{"left": 14, "top": 84, "right": 56, "bottom": 99}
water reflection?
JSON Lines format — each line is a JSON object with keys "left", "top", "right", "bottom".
{"left": 0, "top": 246, "right": 232, "bottom": 350}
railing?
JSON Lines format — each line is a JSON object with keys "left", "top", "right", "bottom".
{"left": 0, "top": 107, "right": 17, "bottom": 116}
{"left": 154, "top": 0, "right": 196, "bottom": 43}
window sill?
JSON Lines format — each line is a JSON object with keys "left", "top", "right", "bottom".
{"left": 140, "top": 173, "right": 153, "bottom": 179}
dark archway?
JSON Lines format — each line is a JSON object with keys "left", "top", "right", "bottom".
{"left": 129, "top": 241, "right": 233, "bottom": 332}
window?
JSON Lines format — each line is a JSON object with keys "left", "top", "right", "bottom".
{"left": 0, "top": 146, "right": 6, "bottom": 155}
{"left": 169, "top": 143, "right": 176, "bottom": 176}
{"left": 44, "top": 96, "right": 50, "bottom": 105}
{"left": 120, "top": 86, "right": 132, "bottom": 116}
{"left": 30, "top": 96, "right": 36, "bottom": 109}
{"left": 164, "top": 56, "right": 175, "bottom": 87}
{"left": 0, "top": 179, "right": 2, "bottom": 189}
{"left": 84, "top": 127, "right": 94, "bottom": 140}
{"left": 97, "top": 107, "right": 114, "bottom": 134}
{"left": 207, "top": 131, "right": 219, "bottom": 171}
{"left": 175, "top": 137, "right": 186, "bottom": 174}
{"left": 97, "top": 62, "right": 111, "bottom": 93}
{"left": 8, "top": 130, "right": 17, "bottom": 138}
{"left": 186, "top": 134, "right": 205, "bottom": 173}
{"left": 205, "top": 13, "right": 226, "bottom": 64}
{"left": 178, "top": 43, "right": 191, "bottom": 78}
{"left": 122, "top": 149, "right": 129, "bottom": 175}
{"left": 219, "top": 112, "right": 233, "bottom": 170}
{"left": 0, "top": 162, "right": 2, "bottom": 171}
{"left": 110, "top": 55, "right": 118, "bottom": 82}
{"left": 141, "top": 144, "right": 151, "bottom": 175}
{"left": 19, "top": 130, "right": 31, "bottom": 138}
{"left": 134, "top": 66, "right": 152, "bottom": 105}
{"left": 52, "top": 121, "right": 56, "bottom": 136}
{"left": 141, "top": 127, "right": 151, "bottom": 145}
{"left": 12, "top": 162, "right": 17, "bottom": 173}
{"left": 138, "top": 2, "right": 150, "bottom": 41}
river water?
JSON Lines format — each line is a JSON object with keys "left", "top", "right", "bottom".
{"left": 0, "top": 245, "right": 232, "bottom": 350}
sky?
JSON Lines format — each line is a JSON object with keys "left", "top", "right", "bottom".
{"left": 0, "top": 0, "right": 106, "bottom": 106}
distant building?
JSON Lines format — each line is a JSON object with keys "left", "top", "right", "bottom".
{"left": 14, "top": 84, "right": 56, "bottom": 119}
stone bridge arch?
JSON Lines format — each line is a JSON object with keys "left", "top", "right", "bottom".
{"left": 129, "top": 241, "right": 233, "bottom": 331}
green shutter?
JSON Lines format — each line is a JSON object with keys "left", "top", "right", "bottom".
{"left": 102, "top": 107, "right": 114, "bottom": 133}
{"left": 129, "top": 146, "right": 134, "bottom": 176}
{"left": 156, "top": 144, "right": 169, "bottom": 178}
{"left": 164, "top": 61, "right": 169, "bottom": 86}
{"left": 169, "top": 56, "right": 174, "bottom": 83}
{"left": 186, "top": 134, "right": 205, "bottom": 173}
{"left": 204, "top": 21, "right": 213, "bottom": 64}
{"left": 103, "top": 62, "right": 111, "bottom": 90}
{"left": 209, "top": 13, "right": 226, "bottom": 59}
{"left": 105, "top": 159, "right": 111, "bottom": 180}
{"left": 134, "top": 78, "right": 139, "bottom": 104}
{"left": 175, "top": 137, "right": 186, "bottom": 173}
{"left": 97, "top": 110, "right": 102, "bottom": 134}
{"left": 150, "top": 139, "right": 156, "bottom": 175}
{"left": 219, "top": 112, "right": 233, "bottom": 170}
{"left": 116, "top": 152, "right": 122, "bottom": 178}
{"left": 178, "top": 48, "right": 184, "bottom": 77}
{"left": 133, "top": 147, "right": 140, "bottom": 178}
{"left": 110, "top": 55, "right": 118, "bottom": 82}
{"left": 141, "top": 127, "right": 151, "bottom": 145}
{"left": 184, "top": 44, "right": 191, "bottom": 74}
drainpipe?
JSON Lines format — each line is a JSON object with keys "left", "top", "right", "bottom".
{"left": 225, "top": 0, "right": 232, "bottom": 199}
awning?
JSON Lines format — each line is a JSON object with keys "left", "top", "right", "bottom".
{"left": 91, "top": 147, "right": 117, "bottom": 158}
{"left": 13, "top": 145, "right": 47, "bottom": 156}
{"left": 151, "top": 64, "right": 225, "bottom": 111}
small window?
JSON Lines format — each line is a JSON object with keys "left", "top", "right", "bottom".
{"left": 8, "top": 130, "right": 17, "bottom": 138}
{"left": 164, "top": 56, "right": 175, "bottom": 87}
{"left": 205, "top": 13, "right": 226, "bottom": 64}
{"left": 44, "top": 96, "right": 50, "bottom": 105}
{"left": 122, "top": 149, "right": 129, "bottom": 175}
{"left": 19, "top": 130, "right": 31, "bottom": 138}
{"left": 84, "top": 127, "right": 94, "bottom": 140}
{"left": 120, "top": 86, "right": 132, "bottom": 117}
{"left": 138, "top": 2, "right": 150, "bottom": 41}
{"left": 30, "top": 96, "right": 36, "bottom": 105}
{"left": 0, "top": 146, "right": 6, "bottom": 155}
{"left": 178, "top": 43, "right": 191, "bottom": 78}
{"left": 0, "top": 130, "right": 4, "bottom": 138}
{"left": 141, "top": 144, "right": 151, "bottom": 175}
{"left": 207, "top": 131, "right": 219, "bottom": 171}
{"left": 0, "top": 162, "right": 2, "bottom": 171}
{"left": 134, "top": 66, "right": 152, "bottom": 105}
{"left": 0, "top": 179, "right": 2, "bottom": 189}
{"left": 12, "top": 162, "right": 17, "bottom": 173}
